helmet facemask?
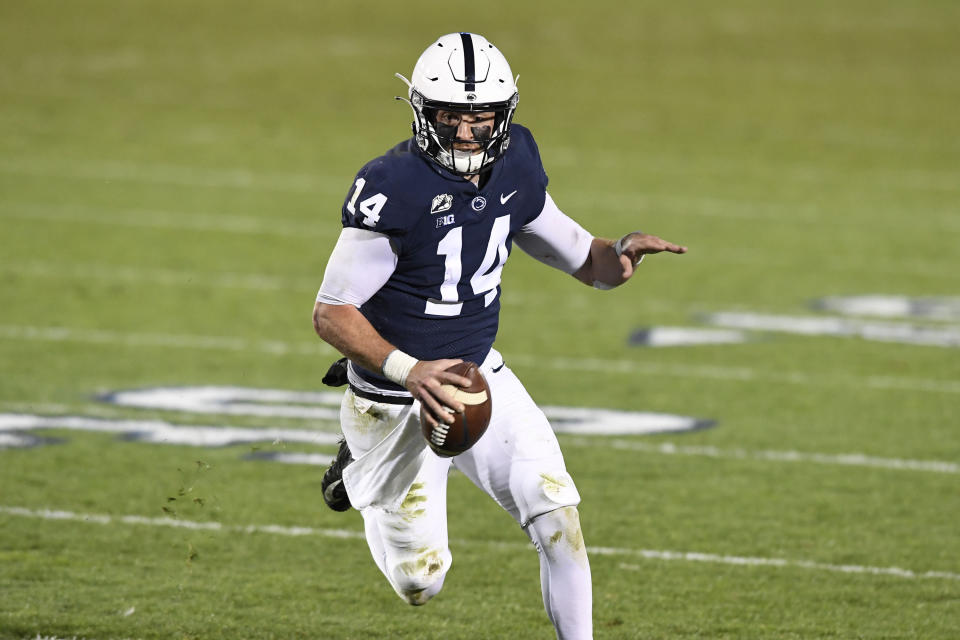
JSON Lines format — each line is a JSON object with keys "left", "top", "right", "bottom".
{"left": 408, "top": 90, "right": 518, "bottom": 176}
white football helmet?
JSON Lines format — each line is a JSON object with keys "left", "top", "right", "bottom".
{"left": 397, "top": 33, "right": 519, "bottom": 176}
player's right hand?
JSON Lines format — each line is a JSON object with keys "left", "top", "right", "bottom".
{"left": 406, "top": 359, "right": 471, "bottom": 426}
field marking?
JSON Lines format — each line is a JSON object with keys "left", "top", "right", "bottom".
{"left": 1, "top": 261, "right": 319, "bottom": 292}
{"left": 697, "top": 251, "right": 960, "bottom": 280}
{"left": 3, "top": 506, "right": 957, "bottom": 582}
{"left": 0, "top": 505, "right": 363, "bottom": 539}
{"left": 0, "top": 414, "right": 342, "bottom": 447}
{"left": 3, "top": 409, "right": 953, "bottom": 476}
{"left": 565, "top": 438, "right": 960, "bottom": 475}
{"left": 0, "top": 159, "right": 339, "bottom": 193}
{"left": 814, "top": 295, "right": 960, "bottom": 322}
{"left": 0, "top": 203, "right": 329, "bottom": 239}
{"left": 705, "top": 311, "right": 960, "bottom": 348}
{"left": 508, "top": 352, "right": 960, "bottom": 395}
{"left": 0, "top": 402, "right": 139, "bottom": 418}
{"left": 628, "top": 327, "right": 750, "bottom": 347}
{"left": 2, "top": 324, "right": 959, "bottom": 394}
{"left": 615, "top": 559, "right": 960, "bottom": 582}
{"left": 98, "top": 387, "right": 711, "bottom": 436}
{"left": 0, "top": 324, "right": 334, "bottom": 357}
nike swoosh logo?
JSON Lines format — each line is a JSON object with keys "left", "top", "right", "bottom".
{"left": 500, "top": 190, "right": 518, "bottom": 205}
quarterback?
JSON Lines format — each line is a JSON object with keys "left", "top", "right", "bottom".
{"left": 313, "top": 32, "right": 686, "bottom": 639}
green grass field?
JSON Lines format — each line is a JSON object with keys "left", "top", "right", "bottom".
{"left": 2, "top": 1, "right": 959, "bottom": 638}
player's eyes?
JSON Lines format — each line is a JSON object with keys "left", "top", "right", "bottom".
{"left": 436, "top": 112, "right": 462, "bottom": 126}
{"left": 435, "top": 112, "right": 495, "bottom": 127}
{"left": 468, "top": 114, "right": 495, "bottom": 125}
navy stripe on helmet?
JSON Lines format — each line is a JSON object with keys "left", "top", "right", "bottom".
{"left": 459, "top": 32, "right": 476, "bottom": 92}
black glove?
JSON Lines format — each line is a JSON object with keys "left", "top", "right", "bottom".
{"left": 322, "top": 357, "right": 349, "bottom": 387}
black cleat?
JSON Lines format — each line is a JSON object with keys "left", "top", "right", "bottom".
{"left": 322, "top": 437, "right": 354, "bottom": 512}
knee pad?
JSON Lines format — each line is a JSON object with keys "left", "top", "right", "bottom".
{"left": 388, "top": 547, "right": 451, "bottom": 606}
{"left": 518, "top": 467, "right": 581, "bottom": 527}
{"left": 527, "top": 506, "right": 587, "bottom": 561}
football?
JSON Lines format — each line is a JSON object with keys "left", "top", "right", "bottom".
{"left": 420, "top": 361, "right": 492, "bottom": 457}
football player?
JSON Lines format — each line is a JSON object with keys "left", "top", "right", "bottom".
{"left": 313, "top": 32, "right": 687, "bottom": 640}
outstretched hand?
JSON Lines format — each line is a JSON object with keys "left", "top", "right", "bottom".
{"left": 405, "top": 359, "right": 472, "bottom": 428}
{"left": 617, "top": 232, "right": 687, "bottom": 279}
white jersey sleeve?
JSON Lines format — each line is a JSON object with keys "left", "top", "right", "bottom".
{"left": 513, "top": 192, "right": 594, "bottom": 274}
{"left": 316, "top": 227, "right": 398, "bottom": 307}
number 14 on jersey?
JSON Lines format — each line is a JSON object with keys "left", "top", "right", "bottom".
{"left": 346, "top": 178, "right": 388, "bottom": 227}
{"left": 428, "top": 215, "right": 510, "bottom": 317}
{"left": 347, "top": 178, "right": 510, "bottom": 318}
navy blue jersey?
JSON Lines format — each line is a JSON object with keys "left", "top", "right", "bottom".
{"left": 341, "top": 124, "right": 548, "bottom": 390}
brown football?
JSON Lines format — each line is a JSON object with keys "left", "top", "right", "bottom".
{"left": 420, "top": 361, "right": 492, "bottom": 457}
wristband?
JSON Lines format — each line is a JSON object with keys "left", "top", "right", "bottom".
{"left": 615, "top": 233, "right": 644, "bottom": 268}
{"left": 382, "top": 349, "right": 418, "bottom": 386}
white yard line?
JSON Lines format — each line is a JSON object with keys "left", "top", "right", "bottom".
{"left": 1, "top": 261, "right": 317, "bottom": 292}
{"left": 0, "top": 159, "right": 335, "bottom": 193}
{"left": 615, "top": 558, "right": 960, "bottom": 581}
{"left": 0, "top": 324, "right": 333, "bottom": 356}
{"left": 565, "top": 438, "right": 959, "bottom": 474}
{"left": 1, "top": 324, "right": 958, "bottom": 394}
{"left": 2, "top": 505, "right": 957, "bottom": 582}
{"left": 0, "top": 203, "right": 327, "bottom": 239}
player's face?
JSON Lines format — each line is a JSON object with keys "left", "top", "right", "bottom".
{"left": 434, "top": 110, "right": 497, "bottom": 152}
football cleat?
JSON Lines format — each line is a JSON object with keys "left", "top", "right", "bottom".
{"left": 322, "top": 438, "right": 354, "bottom": 512}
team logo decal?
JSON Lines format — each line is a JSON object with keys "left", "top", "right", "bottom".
{"left": 430, "top": 194, "right": 453, "bottom": 215}
{"left": 471, "top": 196, "right": 487, "bottom": 212}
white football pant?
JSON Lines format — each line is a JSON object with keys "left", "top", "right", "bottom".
{"left": 337, "top": 349, "right": 592, "bottom": 638}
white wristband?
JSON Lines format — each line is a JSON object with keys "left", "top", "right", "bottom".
{"left": 615, "top": 233, "right": 645, "bottom": 268}
{"left": 382, "top": 349, "right": 418, "bottom": 386}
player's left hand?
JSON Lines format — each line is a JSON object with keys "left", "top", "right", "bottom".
{"left": 617, "top": 232, "right": 687, "bottom": 279}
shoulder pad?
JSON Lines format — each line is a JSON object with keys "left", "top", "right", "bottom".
{"left": 341, "top": 143, "right": 427, "bottom": 235}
